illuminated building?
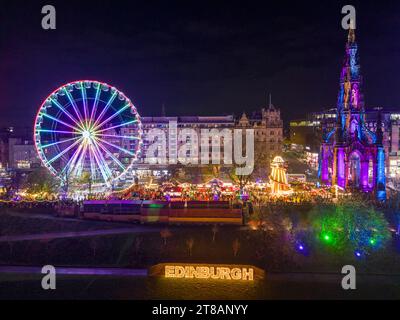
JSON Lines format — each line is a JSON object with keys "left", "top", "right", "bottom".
{"left": 313, "top": 108, "right": 400, "bottom": 182}
{"left": 122, "top": 104, "right": 283, "bottom": 182}
{"left": 8, "top": 137, "right": 41, "bottom": 171}
{"left": 0, "top": 127, "right": 15, "bottom": 168}
{"left": 319, "top": 28, "right": 386, "bottom": 200}
{"left": 238, "top": 101, "right": 283, "bottom": 162}
{"left": 289, "top": 120, "right": 322, "bottom": 152}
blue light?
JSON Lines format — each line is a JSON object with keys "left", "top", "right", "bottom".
{"left": 376, "top": 147, "right": 386, "bottom": 201}
{"left": 355, "top": 250, "right": 362, "bottom": 258}
{"left": 296, "top": 242, "right": 307, "bottom": 255}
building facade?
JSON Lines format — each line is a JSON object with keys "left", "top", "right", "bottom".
{"left": 289, "top": 119, "right": 322, "bottom": 152}
{"left": 8, "top": 137, "right": 41, "bottom": 171}
{"left": 116, "top": 105, "right": 284, "bottom": 183}
{"left": 312, "top": 108, "right": 400, "bottom": 182}
{"left": 238, "top": 104, "right": 284, "bottom": 162}
{"left": 4, "top": 106, "right": 283, "bottom": 186}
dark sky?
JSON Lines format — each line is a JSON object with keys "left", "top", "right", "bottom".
{"left": 0, "top": 0, "right": 400, "bottom": 129}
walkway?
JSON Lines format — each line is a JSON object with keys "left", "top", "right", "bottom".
{"left": 0, "top": 226, "right": 161, "bottom": 243}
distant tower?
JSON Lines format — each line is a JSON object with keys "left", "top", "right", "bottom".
{"left": 319, "top": 27, "right": 386, "bottom": 201}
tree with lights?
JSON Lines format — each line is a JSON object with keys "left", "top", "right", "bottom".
{"left": 22, "top": 167, "right": 60, "bottom": 197}
{"left": 311, "top": 202, "right": 390, "bottom": 254}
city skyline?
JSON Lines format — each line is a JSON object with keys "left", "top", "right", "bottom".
{"left": 0, "top": 0, "right": 400, "bottom": 128}
{"left": 1, "top": 1, "right": 400, "bottom": 303}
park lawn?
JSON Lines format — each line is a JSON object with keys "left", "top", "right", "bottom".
{"left": 0, "top": 212, "right": 130, "bottom": 236}
{"left": 1, "top": 225, "right": 400, "bottom": 276}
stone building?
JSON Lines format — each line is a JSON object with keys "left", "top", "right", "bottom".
{"left": 320, "top": 28, "right": 386, "bottom": 200}
{"left": 117, "top": 104, "right": 284, "bottom": 182}
{"left": 238, "top": 104, "right": 284, "bottom": 162}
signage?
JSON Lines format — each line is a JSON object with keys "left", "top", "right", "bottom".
{"left": 149, "top": 263, "right": 265, "bottom": 281}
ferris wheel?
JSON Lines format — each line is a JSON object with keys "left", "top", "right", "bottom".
{"left": 34, "top": 80, "right": 143, "bottom": 187}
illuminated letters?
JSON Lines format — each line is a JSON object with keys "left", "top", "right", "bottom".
{"left": 164, "top": 265, "right": 256, "bottom": 281}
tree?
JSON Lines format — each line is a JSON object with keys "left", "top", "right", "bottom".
{"left": 229, "top": 145, "right": 271, "bottom": 190}
{"left": 134, "top": 237, "right": 143, "bottom": 255}
{"left": 77, "top": 171, "right": 93, "bottom": 196}
{"left": 130, "top": 237, "right": 143, "bottom": 266}
{"left": 202, "top": 164, "right": 222, "bottom": 183}
{"left": 160, "top": 228, "right": 172, "bottom": 246}
{"left": 229, "top": 166, "right": 253, "bottom": 192}
{"left": 232, "top": 239, "right": 240, "bottom": 257}
{"left": 211, "top": 224, "right": 219, "bottom": 242}
{"left": 22, "top": 167, "right": 59, "bottom": 196}
{"left": 90, "top": 238, "right": 98, "bottom": 259}
{"left": 186, "top": 238, "right": 194, "bottom": 256}
{"left": 311, "top": 202, "right": 391, "bottom": 252}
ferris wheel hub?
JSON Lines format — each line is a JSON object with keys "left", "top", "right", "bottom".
{"left": 82, "top": 129, "right": 93, "bottom": 140}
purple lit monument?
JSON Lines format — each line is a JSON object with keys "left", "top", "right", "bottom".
{"left": 319, "top": 28, "right": 386, "bottom": 201}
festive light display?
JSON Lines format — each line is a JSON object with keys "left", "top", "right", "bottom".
{"left": 319, "top": 28, "right": 386, "bottom": 200}
{"left": 312, "top": 204, "right": 390, "bottom": 252}
{"left": 354, "top": 250, "right": 363, "bottom": 258}
{"left": 34, "top": 80, "right": 143, "bottom": 188}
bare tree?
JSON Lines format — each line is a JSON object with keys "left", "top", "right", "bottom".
{"left": 211, "top": 224, "right": 219, "bottom": 242}
{"left": 134, "top": 237, "right": 143, "bottom": 254}
{"left": 186, "top": 238, "right": 194, "bottom": 257}
{"left": 232, "top": 238, "right": 240, "bottom": 257}
{"left": 160, "top": 228, "right": 172, "bottom": 246}
{"left": 90, "top": 238, "right": 98, "bottom": 259}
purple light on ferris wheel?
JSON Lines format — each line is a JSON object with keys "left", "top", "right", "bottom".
{"left": 34, "top": 80, "right": 143, "bottom": 188}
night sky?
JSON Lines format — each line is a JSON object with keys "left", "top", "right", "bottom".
{"left": 0, "top": 0, "right": 400, "bottom": 129}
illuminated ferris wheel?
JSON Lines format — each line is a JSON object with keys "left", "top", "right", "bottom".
{"left": 34, "top": 80, "right": 143, "bottom": 187}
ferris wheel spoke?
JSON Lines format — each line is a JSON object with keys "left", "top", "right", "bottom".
{"left": 64, "top": 88, "right": 84, "bottom": 125}
{"left": 81, "top": 84, "right": 89, "bottom": 127}
{"left": 96, "top": 133, "right": 140, "bottom": 140}
{"left": 89, "top": 85, "right": 102, "bottom": 126}
{"left": 96, "top": 119, "right": 139, "bottom": 134}
{"left": 40, "top": 136, "right": 81, "bottom": 149}
{"left": 94, "top": 139, "right": 127, "bottom": 171}
{"left": 92, "top": 103, "right": 131, "bottom": 131}
{"left": 95, "top": 137, "right": 137, "bottom": 157}
{"left": 48, "top": 137, "right": 83, "bottom": 164}
{"left": 36, "top": 129, "right": 78, "bottom": 135}
{"left": 90, "top": 143, "right": 112, "bottom": 185}
{"left": 92, "top": 142, "right": 113, "bottom": 178}
{"left": 50, "top": 98, "right": 84, "bottom": 131}
{"left": 92, "top": 91, "right": 118, "bottom": 128}
{"left": 60, "top": 143, "right": 84, "bottom": 178}
{"left": 41, "top": 113, "right": 81, "bottom": 132}
{"left": 89, "top": 148, "right": 97, "bottom": 182}
{"left": 73, "top": 142, "right": 89, "bottom": 177}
